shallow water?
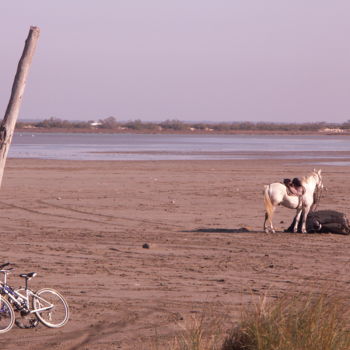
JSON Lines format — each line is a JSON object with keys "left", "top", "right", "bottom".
{"left": 10, "top": 132, "right": 350, "bottom": 162}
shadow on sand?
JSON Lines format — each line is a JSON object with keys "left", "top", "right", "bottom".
{"left": 183, "top": 227, "right": 256, "bottom": 234}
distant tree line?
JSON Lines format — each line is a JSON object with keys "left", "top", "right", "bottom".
{"left": 15, "top": 117, "right": 350, "bottom": 133}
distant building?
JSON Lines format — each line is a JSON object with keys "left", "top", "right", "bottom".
{"left": 90, "top": 121, "right": 102, "bottom": 127}
{"left": 319, "top": 128, "right": 344, "bottom": 134}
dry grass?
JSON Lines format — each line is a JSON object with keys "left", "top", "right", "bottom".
{"left": 169, "top": 312, "right": 227, "bottom": 350}
{"left": 156, "top": 291, "right": 350, "bottom": 350}
{"left": 222, "top": 291, "right": 350, "bottom": 350}
{"left": 148, "top": 309, "right": 228, "bottom": 350}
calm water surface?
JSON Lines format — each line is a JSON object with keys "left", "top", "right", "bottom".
{"left": 9, "top": 132, "right": 350, "bottom": 163}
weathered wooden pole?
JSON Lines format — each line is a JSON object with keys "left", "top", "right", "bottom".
{"left": 0, "top": 26, "right": 40, "bottom": 186}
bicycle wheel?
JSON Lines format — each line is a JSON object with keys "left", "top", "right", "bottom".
{"left": 0, "top": 297, "right": 15, "bottom": 333}
{"left": 33, "top": 288, "right": 69, "bottom": 328}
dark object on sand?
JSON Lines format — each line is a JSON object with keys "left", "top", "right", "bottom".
{"left": 286, "top": 210, "right": 350, "bottom": 235}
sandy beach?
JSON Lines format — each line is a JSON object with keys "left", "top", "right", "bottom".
{"left": 0, "top": 157, "right": 349, "bottom": 349}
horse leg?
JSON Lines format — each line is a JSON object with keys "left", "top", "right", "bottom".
{"left": 264, "top": 213, "right": 269, "bottom": 233}
{"left": 264, "top": 207, "right": 276, "bottom": 233}
{"left": 293, "top": 208, "right": 303, "bottom": 233}
{"left": 263, "top": 185, "right": 277, "bottom": 233}
{"left": 301, "top": 206, "right": 311, "bottom": 233}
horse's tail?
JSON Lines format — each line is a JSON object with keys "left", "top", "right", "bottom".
{"left": 263, "top": 185, "right": 274, "bottom": 220}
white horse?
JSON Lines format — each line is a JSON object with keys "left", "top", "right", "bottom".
{"left": 263, "top": 169, "right": 323, "bottom": 233}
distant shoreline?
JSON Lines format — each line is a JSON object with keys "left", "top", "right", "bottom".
{"left": 15, "top": 127, "right": 350, "bottom": 136}
{"left": 16, "top": 117, "right": 350, "bottom": 136}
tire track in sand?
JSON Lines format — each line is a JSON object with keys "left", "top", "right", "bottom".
{"left": 38, "top": 199, "right": 184, "bottom": 229}
{"left": 0, "top": 199, "right": 184, "bottom": 229}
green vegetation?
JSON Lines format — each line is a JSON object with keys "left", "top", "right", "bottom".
{"left": 160, "top": 291, "right": 350, "bottom": 350}
{"left": 16, "top": 117, "right": 350, "bottom": 133}
{"left": 34, "top": 117, "right": 91, "bottom": 129}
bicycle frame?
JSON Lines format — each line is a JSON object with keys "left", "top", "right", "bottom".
{"left": 15, "top": 288, "right": 55, "bottom": 314}
{"left": 0, "top": 272, "right": 54, "bottom": 315}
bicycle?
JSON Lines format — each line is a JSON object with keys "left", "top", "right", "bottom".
{"left": 0, "top": 262, "right": 69, "bottom": 331}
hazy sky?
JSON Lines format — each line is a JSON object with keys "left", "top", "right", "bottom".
{"left": 1, "top": 1, "right": 350, "bottom": 123}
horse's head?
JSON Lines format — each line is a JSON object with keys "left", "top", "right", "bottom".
{"left": 310, "top": 169, "right": 323, "bottom": 211}
{"left": 312, "top": 169, "right": 323, "bottom": 190}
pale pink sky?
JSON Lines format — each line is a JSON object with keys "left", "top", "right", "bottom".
{"left": 1, "top": 1, "right": 350, "bottom": 123}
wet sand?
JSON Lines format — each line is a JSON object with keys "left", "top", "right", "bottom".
{"left": 0, "top": 157, "right": 349, "bottom": 349}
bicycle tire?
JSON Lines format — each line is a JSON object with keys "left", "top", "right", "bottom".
{"left": 0, "top": 296, "right": 15, "bottom": 333}
{"left": 33, "top": 288, "right": 69, "bottom": 328}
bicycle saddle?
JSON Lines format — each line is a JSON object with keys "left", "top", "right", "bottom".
{"left": 0, "top": 262, "right": 10, "bottom": 270}
{"left": 19, "top": 272, "right": 37, "bottom": 279}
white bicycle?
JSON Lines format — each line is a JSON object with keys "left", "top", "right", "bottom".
{"left": 0, "top": 263, "right": 69, "bottom": 332}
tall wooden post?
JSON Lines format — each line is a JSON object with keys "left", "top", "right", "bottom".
{"left": 0, "top": 26, "right": 40, "bottom": 187}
